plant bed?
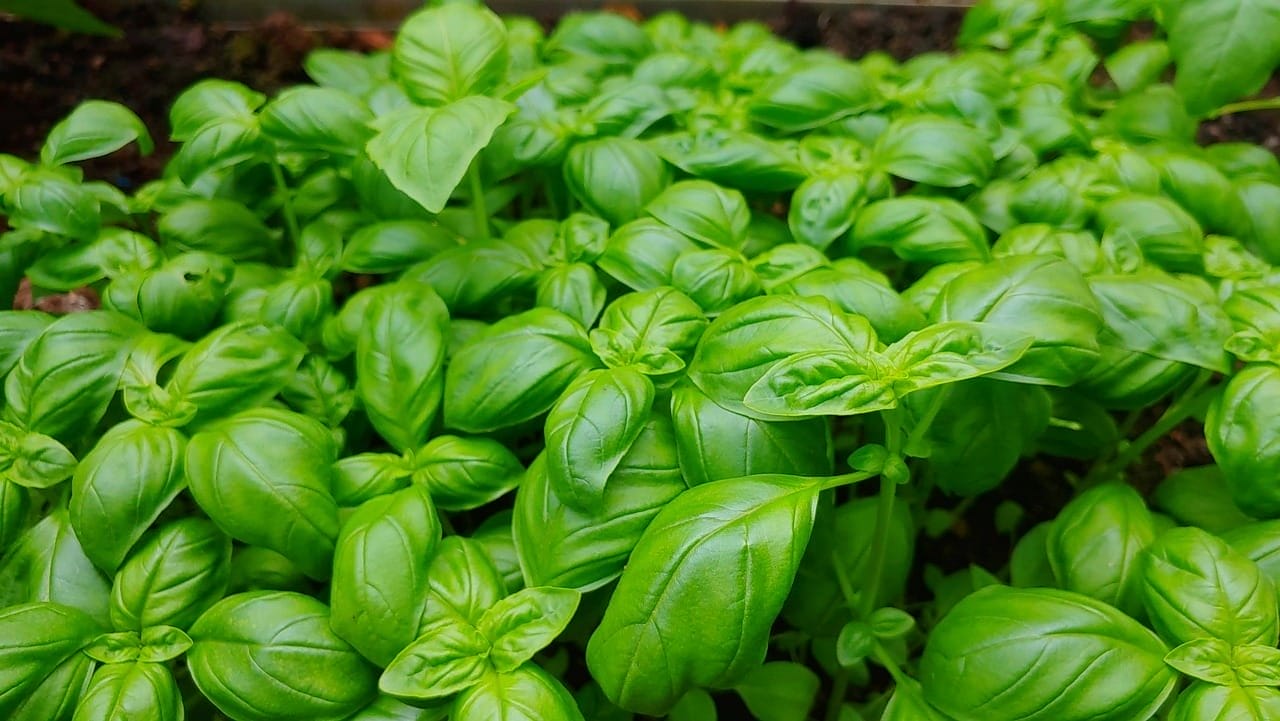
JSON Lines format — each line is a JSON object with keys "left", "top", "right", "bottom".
{"left": 3, "top": 1, "right": 1280, "bottom": 721}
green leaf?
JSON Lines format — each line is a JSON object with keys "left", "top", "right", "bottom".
{"left": 366, "top": 97, "right": 515, "bottom": 214}
{"left": 478, "top": 586, "right": 581, "bottom": 672}
{"left": 882, "top": 679, "right": 951, "bottom": 721}
{"left": 920, "top": 586, "right": 1177, "bottom": 721}
{"left": 836, "top": 622, "right": 875, "bottom": 668}
{"left": 1207, "top": 364, "right": 1280, "bottom": 517}
{"left": 157, "top": 199, "right": 274, "bottom": 261}
{"left": 0, "top": 0, "right": 119, "bottom": 35}
{"left": 5, "top": 169, "right": 99, "bottom": 241}
{"left": 0, "top": 510, "right": 111, "bottom": 627}
{"left": 1169, "top": 683, "right": 1280, "bottom": 721}
{"left": 565, "top": 137, "right": 671, "bottom": 226}
{"left": 846, "top": 196, "right": 989, "bottom": 264}
{"left": 0, "top": 424, "right": 75, "bottom": 489}
{"left": 188, "top": 591, "right": 378, "bottom": 721}
{"left": 421, "top": 536, "right": 506, "bottom": 629}
{"left": 645, "top": 180, "right": 750, "bottom": 250}
{"left": 41, "top": 101, "right": 152, "bottom": 166}
{"left": 341, "top": 221, "right": 460, "bottom": 274}
{"left": 0, "top": 602, "right": 102, "bottom": 718}
{"left": 163, "top": 321, "right": 304, "bottom": 428}
{"left": 1045, "top": 483, "right": 1157, "bottom": 618}
{"left": 444, "top": 308, "right": 601, "bottom": 433}
{"left": 1160, "top": 0, "right": 1280, "bottom": 116}
{"left": 744, "top": 348, "right": 897, "bottom": 417}
{"left": 412, "top": 435, "right": 524, "bottom": 512}
{"left": 668, "top": 689, "right": 717, "bottom": 721}
{"left": 452, "top": 666, "right": 584, "bottom": 721}
{"left": 69, "top": 421, "right": 187, "bottom": 574}
{"left": 379, "top": 615, "right": 491, "bottom": 701}
{"left": 185, "top": 408, "right": 340, "bottom": 581}
{"left": 168, "top": 79, "right": 265, "bottom": 141}
{"left": 72, "top": 662, "right": 182, "bottom": 721}
{"left": 1164, "top": 638, "right": 1236, "bottom": 686}
{"left": 888, "top": 321, "right": 1034, "bottom": 394}
{"left": 788, "top": 174, "right": 866, "bottom": 251}
{"left": 732, "top": 662, "right": 820, "bottom": 721}
{"left": 1140, "top": 526, "right": 1279, "bottom": 647}
{"left": 1232, "top": 644, "right": 1280, "bottom": 686}
{"left": 687, "top": 295, "right": 878, "bottom": 420}
{"left": 873, "top": 115, "right": 994, "bottom": 187}
{"left": 671, "top": 381, "right": 832, "bottom": 487}
{"left": 545, "top": 367, "right": 655, "bottom": 511}
{"left": 356, "top": 283, "right": 450, "bottom": 453}
{"left": 932, "top": 255, "right": 1102, "bottom": 387}
{"left": 393, "top": 4, "right": 509, "bottom": 105}
{"left": 749, "top": 61, "right": 880, "bottom": 133}
{"left": 869, "top": 608, "right": 916, "bottom": 640}
{"left": 108, "top": 518, "right": 231, "bottom": 632}
{"left": 259, "top": 86, "right": 373, "bottom": 154}
{"left": 587, "top": 474, "right": 821, "bottom": 715}
{"left": 513, "top": 419, "right": 685, "bottom": 592}
{"left": 331, "top": 485, "right": 442, "bottom": 668}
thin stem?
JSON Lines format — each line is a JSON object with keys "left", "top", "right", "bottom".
{"left": 821, "top": 470, "right": 876, "bottom": 491}
{"left": 1210, "top": 96, "right": 1280, "bottom": 118}
{"left": 268, "top": 159, "right": 300, "bottom": 248}
{"left": 859, "top": 408, "right": 904, "bottom": 618}
{"left": 872, "top": 644, "right": 911, "bottom": 686}
{"left": 904, "top": 386, "right": 951, "bottom": 455}
{"left": 832, "top": 549, "right": 860, "bottom": 610}
{"left": 467, "top": 163, "right": 490, "bottom": 242}
{"left": 823, "top": 670, "right": 849, "bottom": 721}
{"left": 1085, "top": 370, "right": 1216, "bottom": 486}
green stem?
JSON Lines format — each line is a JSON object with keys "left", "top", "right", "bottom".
{"left": 872, "top": 643, "right": 911, "bottom": 686}
{"left": 1210, "top": 96, "right": 1280, "bottom": 118}
{"left": 268, "top": 159, "right": 300, "bottom": 248}
{"left": 1085, "top": 370, "right": 1216, "bottom": 486}
{"left": 823, "top": 670, "right": 850, "bottom": 721}
{"left": 821, "top": 470, "right": 876, "bottom": 491}
{"left": 859, "top": 409, "right": 905, "bottom": 618}
{"left": 467, "top": 163, "right": 490, "bottom": 242}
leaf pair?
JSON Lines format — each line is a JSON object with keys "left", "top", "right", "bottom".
{"left": 743, "top": 321, "right": 1034, "bottom": 417}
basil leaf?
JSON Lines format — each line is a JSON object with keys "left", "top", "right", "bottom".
{"left": 164, "top": 321, "right": 305, "bottom": 428}
{"left": 366, "top": 97, "right": 515, "bottom": 215}
{"left": 514, "top": 415, "right": 685, "bottom": 592}
{"left": 1161, "top": 0, "right": 1280, "bottom": 116}
{"left": 379, "top": 614, "right": 491, "bottom": 702}
{"left": 108, "top": 518, "right": 231, "bottom": 632}
{"left": 932, "top": 255, "right": 1102, "bottom": 387}
{"left": 72, "top": 662, "right": 182, "bottom": 721}
{"left": 671, "top": 381, "right": 832, "bottom": 487}
{"left": 68, "top": 421, "right": 186, "bottom": 574}
{"left": 185, "top": 408, "right": 340, "bottom": 581}
{"left": 0, "top": 602, "right": 102, "bottom": 718}
{"left": 451, "top": 666, "right": 584, "bottom": 721}
{"left": 587, "top": 474, "right": 821, "bottom": 715}
{"left": 1045, "top": 483, "right": 1157, "bottom": 617}
{"left": 331, "top": 485, "right": 442, "bottom": 668}
{"left": 0, "top": 510, "right": 111, "bottom": 627}
{"left": 1207, "top": 364, "right": 1280, "bottom": 518}
{"left": 873, "top": 115, "right": 994, "bottom": 187}
{"left": 688, "top": 295, "right": 878, "bottom": 420}
{"left": 444, "top": 308, "right": 601, "bottom": 434}
{"left": 393, "top": 4, "right": 509, "bottom": 106}
{"left": 920, "top": 586, "right": 1177, "bottom": 721}
{"left": 545, "top": 367, "right": 655, "bottom": 511}
{"left": 356, "top": 284, "right": 450, "bottom": 453}
{"left": 41, "top": 101, "right": 152, "bottom": 166}
{"left": 1140, "top": 526, "right": 1279, "bottom": 647}
{"left": 478, "top": 586, "right": 581, "bottom": 672}
{"left": 412, "top": 435, "right": 524, "bottom": 512}
{"left": 4, "top": 311, "right": 142, "bottom": 441}
{"left": 645, "top": 180, "right": 750, "bottom": 250}
{"left": 188, "top": 591, "right": 378, "bottom": 721}
{"left": 1169, "top": 683, "right": 1280, "bottom": 721}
